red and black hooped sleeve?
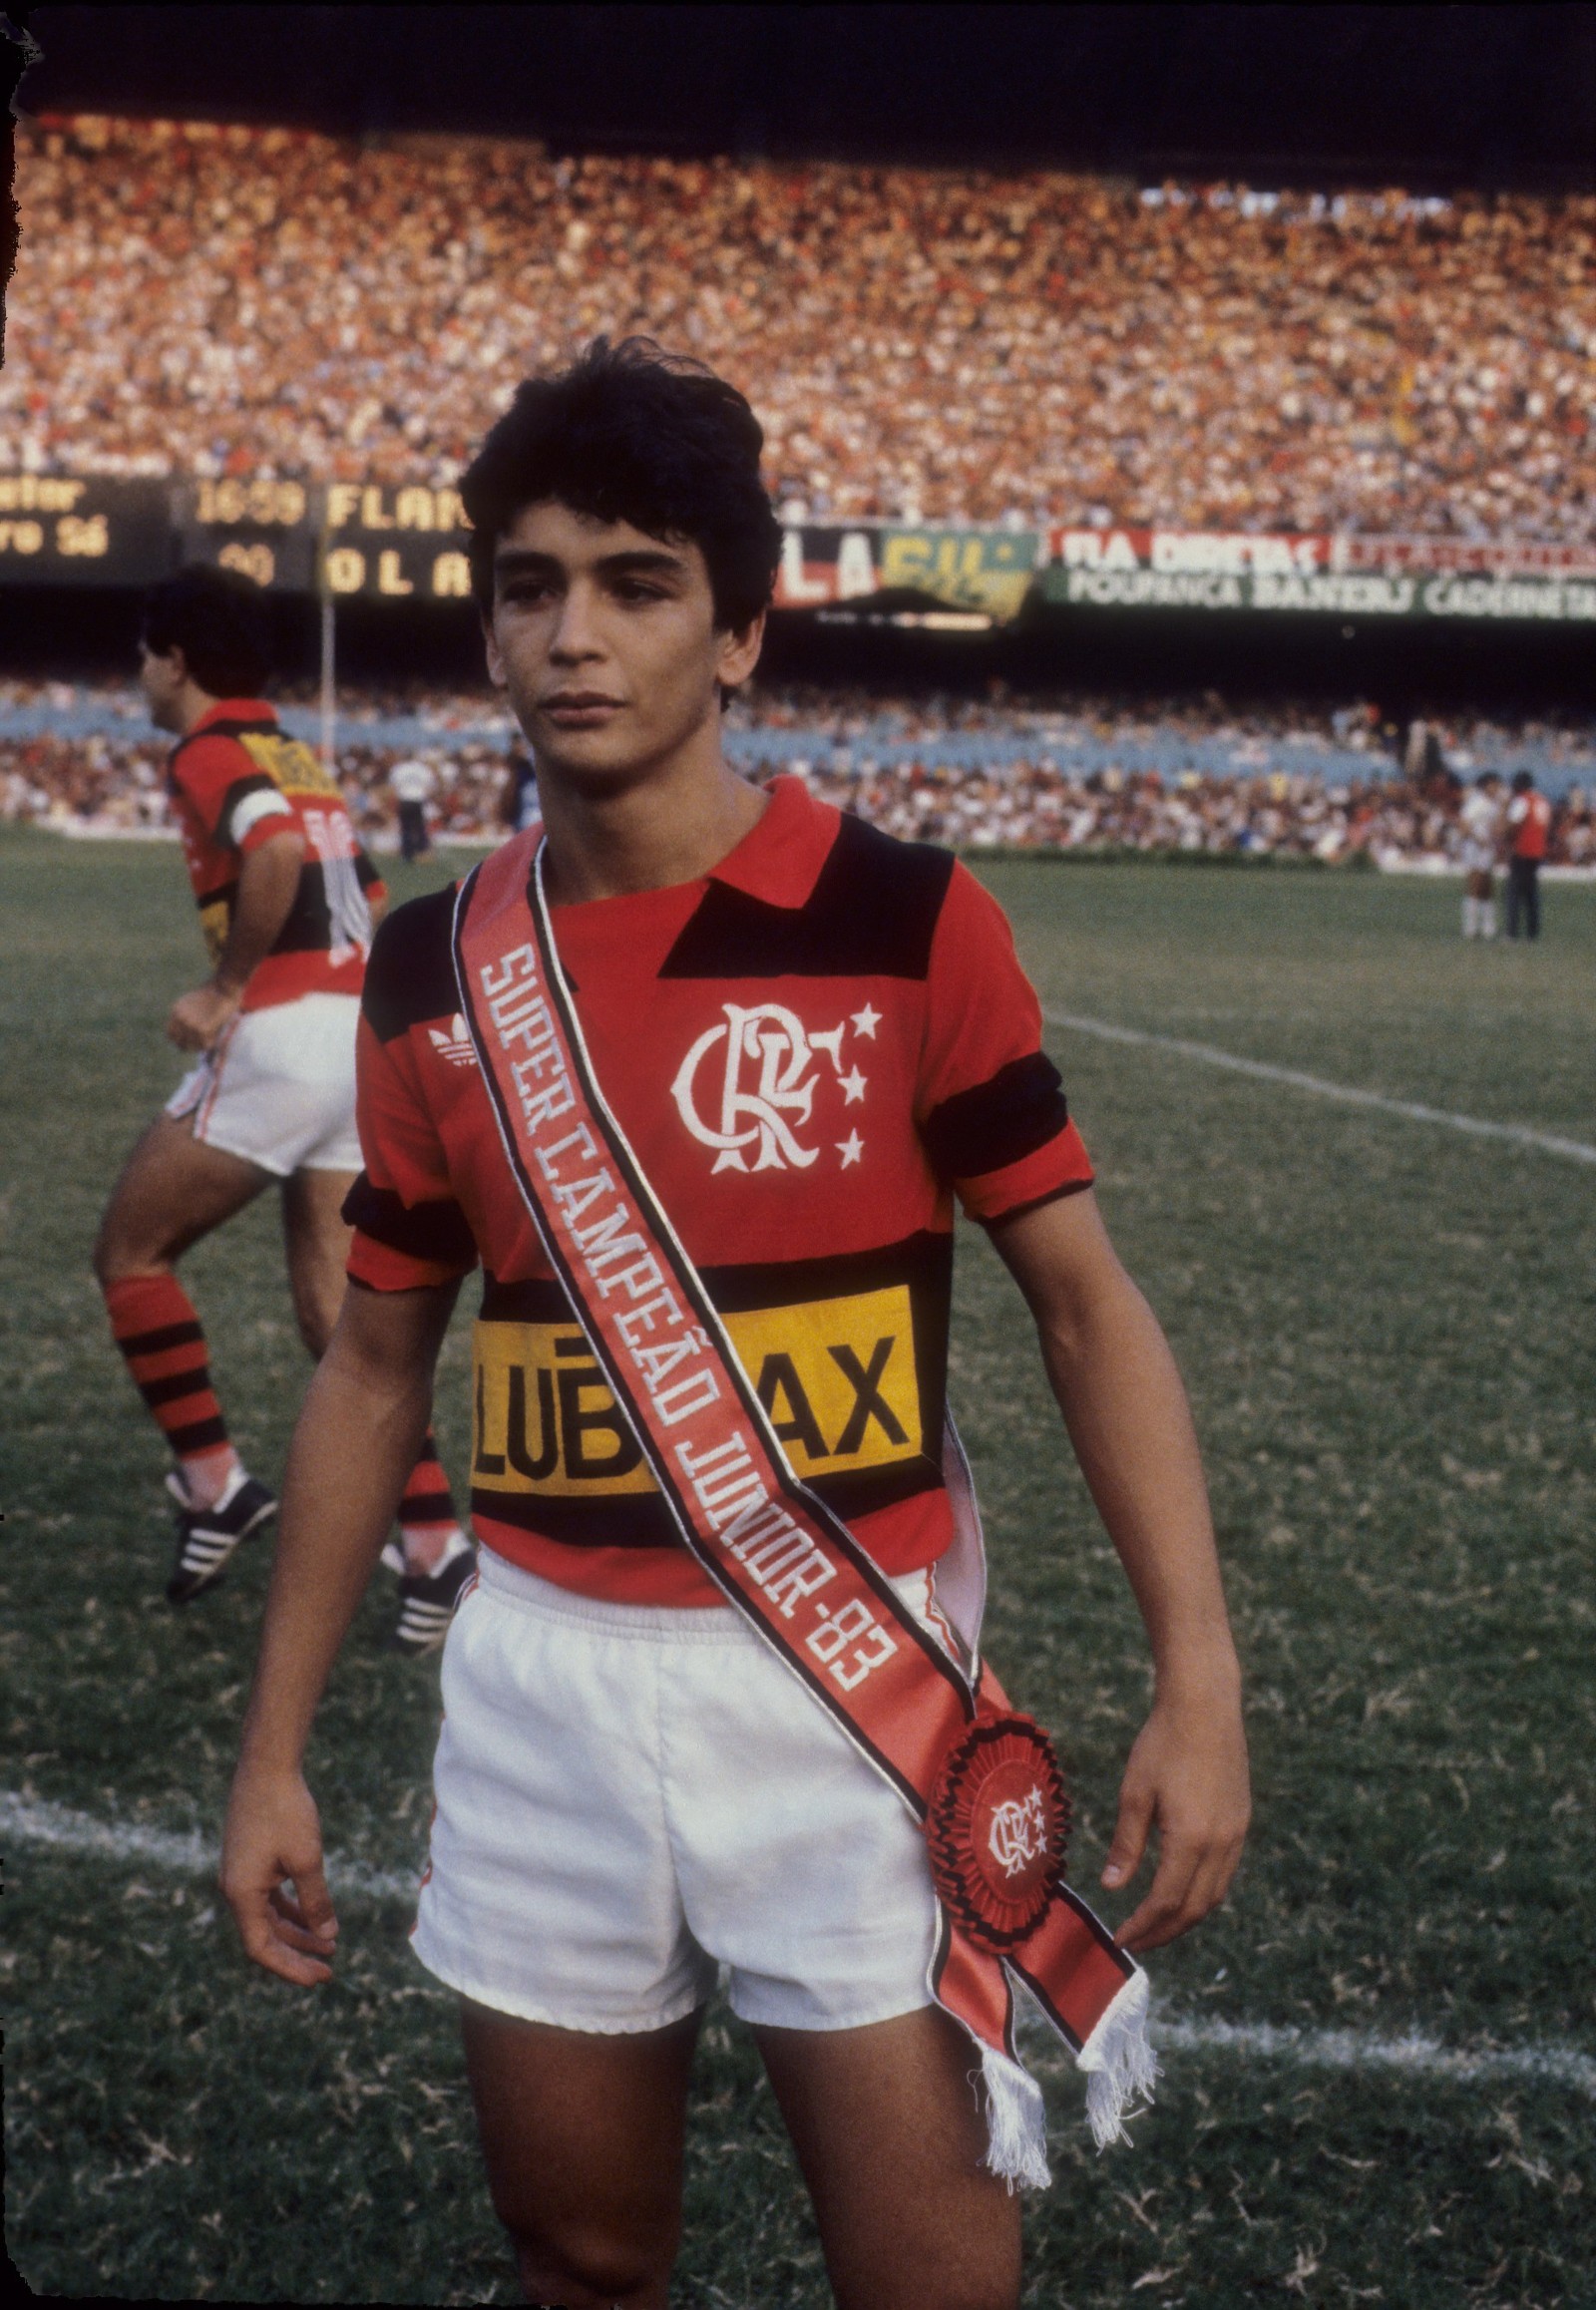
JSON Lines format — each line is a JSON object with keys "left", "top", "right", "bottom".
{"left": 345, "top": 889, "right": 481, "bottom": 1292}
{"left": 168, "top": 716, "right": 293, "bottom": 856}
{"left": 918, "top": 863, "right": 1094, "bottom": 1224}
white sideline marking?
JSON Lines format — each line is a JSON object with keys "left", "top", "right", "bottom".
{"left": 9, "top": 1792, "right": 1594, "bottom": 2100}
{"left": 1, "top": 1790, "right": 420, "bottom": 1904}
{"left": 1016, "top": 2005, "right": 1595, "bottom": 2100}
{"left": 1150, "top": 2017, "right": 1596, "bottom": 2098}
{"left": 1044, "top": 1009, "right": 1596, "bottom": 1167}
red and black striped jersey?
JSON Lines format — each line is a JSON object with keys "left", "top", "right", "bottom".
{"left": 167, "top": 699, "right": 386, "bottom": 1011}
{"left": 346, "top": 776, "right": 1093, "bottom": 1606}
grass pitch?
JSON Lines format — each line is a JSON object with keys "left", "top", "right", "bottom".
{"left": 4, "top": 825, "right": 1594, "bottom": 2306}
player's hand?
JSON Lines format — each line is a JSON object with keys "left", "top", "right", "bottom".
{"left": 1101, "top": 1683, "right": 1251, "bottom": 1954}
{"left": 220, "top": 1764, "right": 339, "bottom": 1985}
{"left": 168, "top": 981, "right": 241, "bottom": 1052}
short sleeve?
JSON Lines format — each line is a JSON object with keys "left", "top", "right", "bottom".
{"left": 345, "top": 1010, "right": 479, "bottom": 1293}
{"left": 172, "top": 732, "right": 296, "bottom": 858}
{"left": 916, "top": 862, "right": 1093, "bottom": 1225}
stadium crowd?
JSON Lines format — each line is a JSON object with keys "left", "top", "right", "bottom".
{"left": 6, "top": 678, "right": 1593, "bottom": 870}
{"left": 8, "top": 115, "right": 1595, "bottom": 541}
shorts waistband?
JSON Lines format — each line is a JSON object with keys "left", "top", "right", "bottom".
{"left": 475, "top": 1547, "right": 934, "bottom": 1644}
{"left": 475, "top": 1547, "right": 746, "bottom": 1640}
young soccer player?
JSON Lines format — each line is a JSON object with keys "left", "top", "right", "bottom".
{"left": 221, "top": 343, "right": 1250, "bottom": 2310}
{"left": 95, "top": 566, "right": 474, "bottom": 1651}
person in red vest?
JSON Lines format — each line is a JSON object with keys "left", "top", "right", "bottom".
{"left": 1504, "top": 770, "right": 1552, "bottom": 940}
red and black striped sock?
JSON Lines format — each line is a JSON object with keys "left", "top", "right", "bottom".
{"left": 397, "top": 1430, "right": 466, "bottom": 1576}
{"left": 104, "top": 1273, "right": 241, "bottom": 1510}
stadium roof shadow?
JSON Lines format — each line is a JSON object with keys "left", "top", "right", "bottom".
{"left": 16, "top": 4, "right": 1596, "bottom": 192}
{"left": 3, "top": 580, "right": 1593, "bottom": 719}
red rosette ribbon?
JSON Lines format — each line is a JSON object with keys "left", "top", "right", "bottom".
{"left": 925, "top": 1712, "right": 1071, "bottom": 1954}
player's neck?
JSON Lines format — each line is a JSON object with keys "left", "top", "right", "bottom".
{"left": 535, "top": 745, "right": 766, "bottom": 906}
{"left": 169, "top": 681, "right": 223, "bottom": 738}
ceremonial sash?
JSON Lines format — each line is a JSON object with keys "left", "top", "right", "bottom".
{"left": 452, "top": 832, "right": 1156, "bottom": 2183}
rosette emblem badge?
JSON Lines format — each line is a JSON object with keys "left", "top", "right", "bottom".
{"left": 927, "top": 1713, "right": 1071, "bottom": 1953}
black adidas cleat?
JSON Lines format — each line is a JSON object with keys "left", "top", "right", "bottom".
{"left": 166, "top": 1471, "right": 277, "bottom": 1605}
{"left": 388, "top": 1542, "right": 478, "bottom": 1658}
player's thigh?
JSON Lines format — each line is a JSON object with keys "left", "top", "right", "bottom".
{"left": 754, "top": 2005, "right": 1021, "bottom": 2310}
{"left": 279, "top": 1166, "right": 355, "bottom": 1355}
{"left": 95, "top": 1111, "right": 269, "bottom": 1278}
{"left": 460, "top": 1998, "right": 699, "bottom": 2304}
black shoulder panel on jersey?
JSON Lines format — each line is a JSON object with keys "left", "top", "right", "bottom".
{"left": 658, "top": 810, "right": 956, "bottom": 980}
{"left": 362, "top": 885, "right": 461, "bottom": 1042}
{"left": 341, "top": 1173, "right": 479, "bottom": 1268}
{"left": 920, "top": 1052, "right": 1070, "bottom": 1184}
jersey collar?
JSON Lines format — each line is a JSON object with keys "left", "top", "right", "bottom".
{"left": 704, "top": 774, "right": 839, "bottom": 912}
{"left": 186, "top": 698, "right": 276, "bottom": 736}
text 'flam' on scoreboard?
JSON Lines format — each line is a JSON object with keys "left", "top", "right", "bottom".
{"left": 2, "top": 472, "right": 1595, "bottom": 623}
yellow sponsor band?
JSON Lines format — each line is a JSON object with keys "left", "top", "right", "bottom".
{"left": 237, "top": 731, "right": 344, "bottom": 799}
{"left": 473, "top": 1285, "right": 922, "bottom": 1498}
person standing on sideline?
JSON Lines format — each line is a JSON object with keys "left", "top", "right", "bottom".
{"left": 221, "top": 343, "right": 1249, "bottom": 2310}
{"left": 1504, "top": 769, "right": 1552, "bottom": 940}
{"left": 1457, "top": 773, "right": 1503, "bottom": 940}
{"left": 389, "top": 754, "right": 438, "bottom": 862}
{"left": 94, "top": 566, "right": 475, "bottom": 1653}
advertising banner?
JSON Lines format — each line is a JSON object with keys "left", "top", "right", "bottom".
{"left": 314, "top": 479, "right": 476, "bottom": 602}
{"left": 1038, "top": 526, "right": 1596, "bottom": 621}
{"left": 177, "top": 478, "right": 476, "bottom": 600}
{"left": 175, "top": 478, "right": 321, "bottom": 593}
{"left": 2, "top": 476, "right": 1592, "bottom": 622}
{"left": 0, "top": 475, "right": 172, "bottom": 587}
{"left": 773, "top": 526, "right": 1036, "bottom": 619}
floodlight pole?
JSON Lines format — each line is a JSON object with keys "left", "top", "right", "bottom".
{"left": 318, "top": 543, "right": 336, "bottom": 774}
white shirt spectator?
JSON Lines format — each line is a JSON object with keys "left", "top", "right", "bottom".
{"left": 389, "top": 758, "right": 437, "bottom": 806}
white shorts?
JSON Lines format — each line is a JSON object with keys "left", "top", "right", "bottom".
{"left": 165, "top": 991, "right": 362, "bottom": 1177}
{"left": 1459, "top": 843, "right": 1496, "bottom": 876}
{"left": 410, "top": 1549, "right": 950, "bottom": 2036}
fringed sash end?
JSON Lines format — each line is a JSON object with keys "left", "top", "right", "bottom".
{"left": 1077, "top": 1966, "right": 1159, "bottom": 2148}
{"left": 979, "top": 2044, "right": 1052, "bottom": 2192}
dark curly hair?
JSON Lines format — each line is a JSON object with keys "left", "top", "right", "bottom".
{"left": 460, "top": 338, "right": 782, "bottom": 632}
{"left": 143, "top": 564, "right": 272, "bottom": 697}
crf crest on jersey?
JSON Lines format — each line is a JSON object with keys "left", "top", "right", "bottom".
{"left": 671, "top": 1001, "right": 866, "bottom": 1173}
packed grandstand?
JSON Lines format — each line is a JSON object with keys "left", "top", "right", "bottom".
{"left": 5, "top": 114, "right": 1592, "bottom": 866}
{"left": 6, "top": 676, "right": 1593, "bottom": 870}
{"left": 8, "top": 114, "right": 1595, "bottom": 542}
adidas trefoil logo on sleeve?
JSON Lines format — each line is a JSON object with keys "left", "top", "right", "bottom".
{"left": 428, "top": 1013, "right": 479, "bottom": 1069}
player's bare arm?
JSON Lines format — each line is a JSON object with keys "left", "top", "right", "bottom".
{"left": 167, "top": 826, "right": 306, "bottom": 1052}
{"left": 991, "top": 1187, "right": 1250, "bottom": 1955}
{"left": 221, "top": 1275, "right": 459, "bottom": 1982}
